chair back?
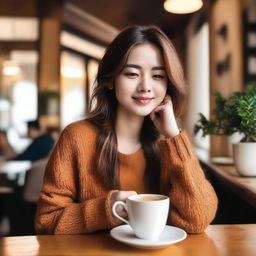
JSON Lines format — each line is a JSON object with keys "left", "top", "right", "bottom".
{"left": 23, "top": 158, "right": 48, "bottom": 202}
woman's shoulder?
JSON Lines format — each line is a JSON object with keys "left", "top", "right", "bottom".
{"left": 62, "top": 119, "right": 99, "bottom": 140}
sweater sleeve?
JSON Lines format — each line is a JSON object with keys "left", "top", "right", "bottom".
{"left": 35, "top": 127, "right": 120, "bottom": 235}
{"left": 158, "top": 131, "right": 218, "bottom": 233}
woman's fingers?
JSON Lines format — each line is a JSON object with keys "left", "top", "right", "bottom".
{"left": 150, "top": 105, "right": 165, "bottom": 121}
{"left": 110, "top": 191, "right": 137, "bottom": 220}
{"left": 150, "top": 94, "right": 179, "bottom": 138}
{"left": 115, "top": 191, "right": 137, "bottom": 201}
{"left": 110, "top": 190, "right": 137, "bottom": 205}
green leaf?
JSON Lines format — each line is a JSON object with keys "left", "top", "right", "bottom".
{"left": 194, "top": 83, "right": 256, "bottom": 142}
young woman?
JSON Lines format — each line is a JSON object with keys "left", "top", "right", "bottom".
{"left": 35, "top": 25, "right": 218, "bottom": 235}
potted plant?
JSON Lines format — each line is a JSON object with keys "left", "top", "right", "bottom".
{"left": 194, "top": 83, "right": 256, "bottom": 176}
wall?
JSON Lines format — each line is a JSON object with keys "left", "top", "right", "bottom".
{"left": 0, "top": 0, "right": 37, "bottom": 17}
{"left": 209, "top": 0, "right": 244, "bottom": 156}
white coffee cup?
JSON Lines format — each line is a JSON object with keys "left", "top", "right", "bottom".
{"left": 112, "top": 194, "right": 169, "bottom": 241}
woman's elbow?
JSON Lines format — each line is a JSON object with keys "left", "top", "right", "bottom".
{"left": 170, "top": 204, "right": 218, "bottom": 234}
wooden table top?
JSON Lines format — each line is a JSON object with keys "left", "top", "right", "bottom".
{"left": 0, "top": 224, "right": 255, "bottom": 256}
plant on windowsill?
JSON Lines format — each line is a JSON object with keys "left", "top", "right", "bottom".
{"left": 194, "top": 82, "right": 256, "bottom": 176}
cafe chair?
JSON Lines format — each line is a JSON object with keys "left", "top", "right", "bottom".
{"left": 4, "top": 157, "right": 48, "bottom": 236}
{"left": 23, "top": 157, "right": 48, "bottom": 203}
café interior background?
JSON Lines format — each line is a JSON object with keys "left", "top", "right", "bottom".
{"left": 0, "top": 0, "right": 255, "bottom": 160}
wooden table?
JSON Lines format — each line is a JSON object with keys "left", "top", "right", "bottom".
{"left": 0, "top": 224, "right": 255, "bottom": 256}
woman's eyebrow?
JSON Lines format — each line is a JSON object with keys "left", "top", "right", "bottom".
{"left": 124, "top": 64, "right": 165, "bottom": 71}
{"left": 152, "top": 66, "right": 165, "bottom": 71}
{"left": 125, "top": 64, "right": 141, "bottom": 69}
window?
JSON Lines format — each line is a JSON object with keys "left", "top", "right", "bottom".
{"left": 60, "top": 51, "right": 86, "bottom": 128}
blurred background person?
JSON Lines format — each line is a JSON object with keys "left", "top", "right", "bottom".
{"left": 0, "top": 120, "right": 55, "bottom": 162}
{"left": 0, "top": 119, "right": 56, "bottom": 236}
{"left": 0, "top": 130, "right": 16, "bottom": 159}
{"left": 13, "top": 119, "right": 55, "bottom": 162}
{"left": 46, "top": 126, "right": 61, "bottom": 142}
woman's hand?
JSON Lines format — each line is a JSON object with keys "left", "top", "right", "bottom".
{"left": 110, "top": 190, "right": 137, "bottom": 220}
{"left": 150, "top": 95, "right": 180, "bottom": 138}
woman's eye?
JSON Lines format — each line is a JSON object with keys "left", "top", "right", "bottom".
{"left": 153, "top": 74, "right": 165, "bottom": 79}
{"left": 124, "top": 72, "right": 138, "bottom": 77}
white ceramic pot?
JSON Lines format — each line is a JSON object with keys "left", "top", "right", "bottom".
{"left": 228, "top": 133, "right": 243, "bottom": 157}
{"left": 233, "top": 143, "right": 256, "bottom": 176}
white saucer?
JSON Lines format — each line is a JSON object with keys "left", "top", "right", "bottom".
{"left": 110, "top": 225, "right": 187, "bottom": 249}
{"left": 211, "top": 156, "right": 234, "bottom": 165}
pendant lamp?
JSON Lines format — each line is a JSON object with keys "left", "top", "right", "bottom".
{"left": 164, "top": 0, "right": 203, "bottom": 14}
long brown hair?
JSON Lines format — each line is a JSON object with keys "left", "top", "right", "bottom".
{"left": 87, "top": 25, "right": 186, "bottom": 191}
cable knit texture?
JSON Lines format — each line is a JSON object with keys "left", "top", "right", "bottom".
{"left": 35, "top": 120, "right": 218, "bottom": 235}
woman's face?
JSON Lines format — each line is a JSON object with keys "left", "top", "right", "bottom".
{"left": 114, "top": 43, "right": 168, "bottom": 118}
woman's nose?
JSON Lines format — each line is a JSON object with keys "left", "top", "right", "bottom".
{"left": 137, "top": 75, "right": 152, "bottom": 92}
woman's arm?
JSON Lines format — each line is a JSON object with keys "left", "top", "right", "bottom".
{"left": 151, "top": 95, "right": 217, "bottom": 233}
{"left": 158, "top": 131, "right": 218, "bottom": 233}
{"left": 35, "top": 127, "right": 119, "bottom": 235}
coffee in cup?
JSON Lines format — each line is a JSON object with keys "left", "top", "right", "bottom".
{"left": 135, "top": 196, "right": 163, "bottom": 201}
{"left": 112, "top": 194, "right": 169, "bottom": 240}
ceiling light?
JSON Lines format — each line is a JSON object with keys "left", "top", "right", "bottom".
{"left": 164, "top": 0, "right": 203, "bottom": 14}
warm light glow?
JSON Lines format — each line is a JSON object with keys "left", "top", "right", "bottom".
{"left": 2, "top": 66, "right": 20, "bottom": 76}
{"left": 61, "top": 51, "right": 86, "bottom": 78}
{"left": 2, "top": 60, "right": 21, "bottom": 76}
{"left": 61, "top": 67, "right": 84, "bottom": 78}
{"left": 60, "top": 51, "right": 86, "bottom": 128}
{"left": 0, "top": 17, "right": 38, "bottom": 41}
{"left": 164, "top": 0, "right": 203, "bottom": 14}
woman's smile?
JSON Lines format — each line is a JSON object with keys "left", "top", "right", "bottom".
{"left": 132, "top": 96, "right": 155, "bottom": 105}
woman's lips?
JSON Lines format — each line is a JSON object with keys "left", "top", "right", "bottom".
{"left": 132, "top": 97, "right": 154, "bottom": 104}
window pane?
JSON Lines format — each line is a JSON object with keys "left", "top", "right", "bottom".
{"left": 0, "top": 50, "right": 38, "bottom": 153}
{"left": 60, "top": 51, "right": 86, "bottom": 129}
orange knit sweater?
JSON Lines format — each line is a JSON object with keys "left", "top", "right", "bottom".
{"left": 35, "top": 120, "right": 218, "bottom": 235}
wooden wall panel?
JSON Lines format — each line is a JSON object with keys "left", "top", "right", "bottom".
{"left": 0, "top": 0, "right": 37, "bottom": 17}
{"left": 209, "top": 0, "right": 243, "bottom": 157}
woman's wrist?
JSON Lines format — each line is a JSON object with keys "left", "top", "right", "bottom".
{"left": 163, "top": 128, "right": 180, "bottom": 138}
{"left": 162, "top": 121, "right": 180, "bottom": 138}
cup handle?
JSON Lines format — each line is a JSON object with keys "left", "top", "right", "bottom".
{"left": 112, "top": 201, "right": 129, "bottom": 224}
